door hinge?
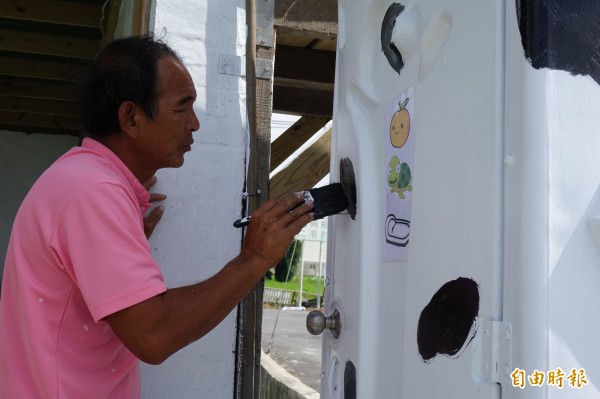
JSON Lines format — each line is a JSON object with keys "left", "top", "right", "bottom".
{"left": 256, "top": 0, "right": 275, "bottom": 47}
{"left": 255, "top": 58, "right": 273, "bottom": 79}
{"left": 218, "top": 54, "right": 273, "bottom": 80}
{"left": 475, "top": 319, "right": 513, "bottom": 385}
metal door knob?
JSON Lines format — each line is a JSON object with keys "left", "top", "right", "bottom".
{"left": 306, "top": 309, "right": 341, "bottom": 338}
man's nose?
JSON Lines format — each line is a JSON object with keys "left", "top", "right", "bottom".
{"left": 189, "top": 110, "right": 200, "bottom": 132}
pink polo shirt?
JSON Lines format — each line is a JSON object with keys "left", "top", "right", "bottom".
{"left": 0, "top": 138, "right": 168, "bottom": 399}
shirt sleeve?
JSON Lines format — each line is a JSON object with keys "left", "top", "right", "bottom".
{"left": 50, "top": 182, "right": 167, "bottom": 322}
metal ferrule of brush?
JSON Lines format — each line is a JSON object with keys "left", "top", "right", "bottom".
{"left": 233, "top": 191, "right": 311, "bottom": 228}
{"left": 232, "top": 183, "right": 350, "bottom": 228}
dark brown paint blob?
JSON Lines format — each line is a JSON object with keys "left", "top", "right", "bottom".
{"left": 344, "top": 360, "right": 357, "bottom": 399}
{"left": 417, "top": 277, "right": 479, "bottom": 362}
{"left": 340, "top": 157, "right": 357, "bottom": 220}
{"left": 517, "top": 0, "right": 600, "bottom": 86}
{"left": 381, "top": 3, "right": 406, "bottom": 75}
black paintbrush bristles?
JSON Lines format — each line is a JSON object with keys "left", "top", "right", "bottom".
{"left": 233, "top": 183, "right": 350, "bottom": 228}
{"left": 309, "top": 183, "right": 350, "bottom": 220}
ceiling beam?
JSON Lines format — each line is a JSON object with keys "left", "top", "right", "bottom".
{"left": 308, "top": 38, "right": 337, "bottom": 51}
{"left": 274, "top": 29, "right": 315, "bottom": 48}
{"left": 0, "top": 27, "right": 99, "bottom": 60}
{"left": 0, "top": 95, "right": 79, "bottom": 117}
{"left": 0, "top": 0, "right": 103, "bottom": 29}
{"left": 0, "top": 78, "right": 78, "bottom": 101}
{"left": 0, "top": 54, "right": 89, "bottom": 82}
{"left": 270, "top": 115, "right": 330, "bottom": 171}
{"left": 274, "top": 45, "right": 335, "bottom": 92}
{"left": 274, "top": 77, "right": 334, "bottom": 92}
{"left": 273, "top": 86, "right": 333, "bottom": 118}
{"left": 275, "top": 0, "right": 338, "bottom": 37}
{"left": 269, "top": 128, "right": 331, "bottom": 199}
{"left": 0, "top": 110, "right": 79, "bottom": 132}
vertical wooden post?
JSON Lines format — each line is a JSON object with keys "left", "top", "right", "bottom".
{"left": 132, "top": 0, "right": 151, "bottom": 36}
{"left": 249, "top": 33, "right": 276, "bottom": 398}
{"left": 236, "top": 0, "right": 275, "bottom": 397}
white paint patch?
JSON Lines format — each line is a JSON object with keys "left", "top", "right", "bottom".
{"left": 38, "top": 298, "right": 44, "bottom": 303}
{"left": 419, "top": 12, "right": 453, "bottom": 80}
{"left": 391, "top": 5, "right": 421, "bottom": 62}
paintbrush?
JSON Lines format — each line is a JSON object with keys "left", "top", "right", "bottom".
{"left": 233, "top": 182, "right": 350, "bottom": 228}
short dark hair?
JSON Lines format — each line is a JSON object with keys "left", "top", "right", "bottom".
{"left": 80, "top": 35, "right": 182, "bottom": 138}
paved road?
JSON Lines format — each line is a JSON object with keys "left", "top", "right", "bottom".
{"left": 261, "top": 308, "right": 323, "bottom": 392}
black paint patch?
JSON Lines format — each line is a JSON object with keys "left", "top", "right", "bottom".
{"left": 517, "top": 0, "right": 600, "bottom": 85}
{"left": 340, "top": 157, "right": 357, "bottom": 220}
{"left": 344, "top": 360, "right": 357, "bottom": 399}
{"left": 417, "top": 277, "right": 479, "bottom": 362}
{"left": 381, "top": 3, "right": 406, "bottom": 75}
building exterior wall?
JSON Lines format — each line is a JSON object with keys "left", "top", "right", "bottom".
{"left": 298, "top": 219, "right": 328, "bottom": 278}
{"left": 139, "top": 0, "right": 249, "bottom": 397}
{"left": 0, "top": 131, "right": 79, "bottom": 282}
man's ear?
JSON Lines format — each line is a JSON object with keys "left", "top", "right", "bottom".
{"left": 118, "top": 101, "right": 140, "bottom": 138}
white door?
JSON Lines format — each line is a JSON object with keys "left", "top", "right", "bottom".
{"left": 318, "top": 0, "right": 506, "bottom": 397}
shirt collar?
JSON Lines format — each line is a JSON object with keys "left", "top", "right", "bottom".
{"left": 82, "top": 137, "right": 152, "bottom": 213}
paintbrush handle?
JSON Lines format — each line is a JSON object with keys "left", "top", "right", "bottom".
{"left": 233, "top": 194, "right": 303, "bottom": 228}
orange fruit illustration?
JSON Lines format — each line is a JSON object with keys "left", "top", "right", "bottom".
{"left": 390, "top": 98, "right": 410, "bottom": 148}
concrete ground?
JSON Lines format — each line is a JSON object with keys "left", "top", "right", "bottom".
{"left": 261, "top": 308, "right": 323, "bottom": 393}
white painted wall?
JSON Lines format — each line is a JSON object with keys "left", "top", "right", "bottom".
{"left": 545, "top": 73, "right": 600, "bottom": 399}
{"left": 0, "top": 131, "right": 79, "bottom": 281}
{"left": 141, "top": 0, "right": 249, "bottom": 397}
{"left": 503, "top": 59, "right": 600, "bottom": 399}
{"left": 502, "top": 3, "right": 600, "bottom": 397}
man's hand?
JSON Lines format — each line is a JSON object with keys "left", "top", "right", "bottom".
{"left": 241, "top": 192, "right": 314, "bottom": 267}
{"left": 106, "top": 191, "right": 313, "bottom": 364}
{"left": 143, "top": 176, "right": 167, "bottom": 239}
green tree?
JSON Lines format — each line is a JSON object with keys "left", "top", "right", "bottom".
{"left": 274, "top": 240, "right": 303, "bottom": 282}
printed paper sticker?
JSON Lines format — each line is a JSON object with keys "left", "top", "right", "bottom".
{"left": 384, "top": 87, "right": 415, "bottom": 262}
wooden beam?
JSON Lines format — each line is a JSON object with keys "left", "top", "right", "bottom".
{"left": 270, "top": 115, "right": 330, "bottom": 171}
{"left": 235, "top": 18, "right": 275, "bottom": 399}
{"left": 274, "top": 77, "right": 334, "bottom": 92}
{"left": 275, "top": 0, "right": 337, "bottom": 37}
{"left": 272, "top": 86, "right": 333, "bottom": 117}
{"left": 0, "top": 0, "right": 103, "bottom": 28}
{"left": 275, "top": 45, "right": 335, "bottom": 91}
{"left": 0, "top": 123, "right": 79, "bottom": 135}
{"left": 0, "top": 110, "right": 79, "bottom": 131}
{"left": 269, "top": 128, "right": 331, "bottom": 199}
{"left": 0, "top": 54, "right": 89, "bottom": 82}
{"left": 0, "top": 27, "right": 99, "bottom": 60}
{"left": 0, "top": 95, "right": 79, "bottom": 116}
{"left": 101, "top": 0, "right": 122, "bottom": 47}
{"left": 308, "top": 38, "right": 337, "bottom": 51}
{"left": 0, "top": 79, "right": 78, "bottom": 101}
{"left": 132, "top": 0, "right": 151, "bottom": 36}
{"left": 275, "top": 29, "right": 315, "bottom": 48}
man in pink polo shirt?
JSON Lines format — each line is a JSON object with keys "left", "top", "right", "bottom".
{"left": 0, "top": 36, "right": 314, "bottom": 398}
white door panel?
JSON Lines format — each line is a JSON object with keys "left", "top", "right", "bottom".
{"left": 323, "top": 0, "right": 504, "bottom": 398}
